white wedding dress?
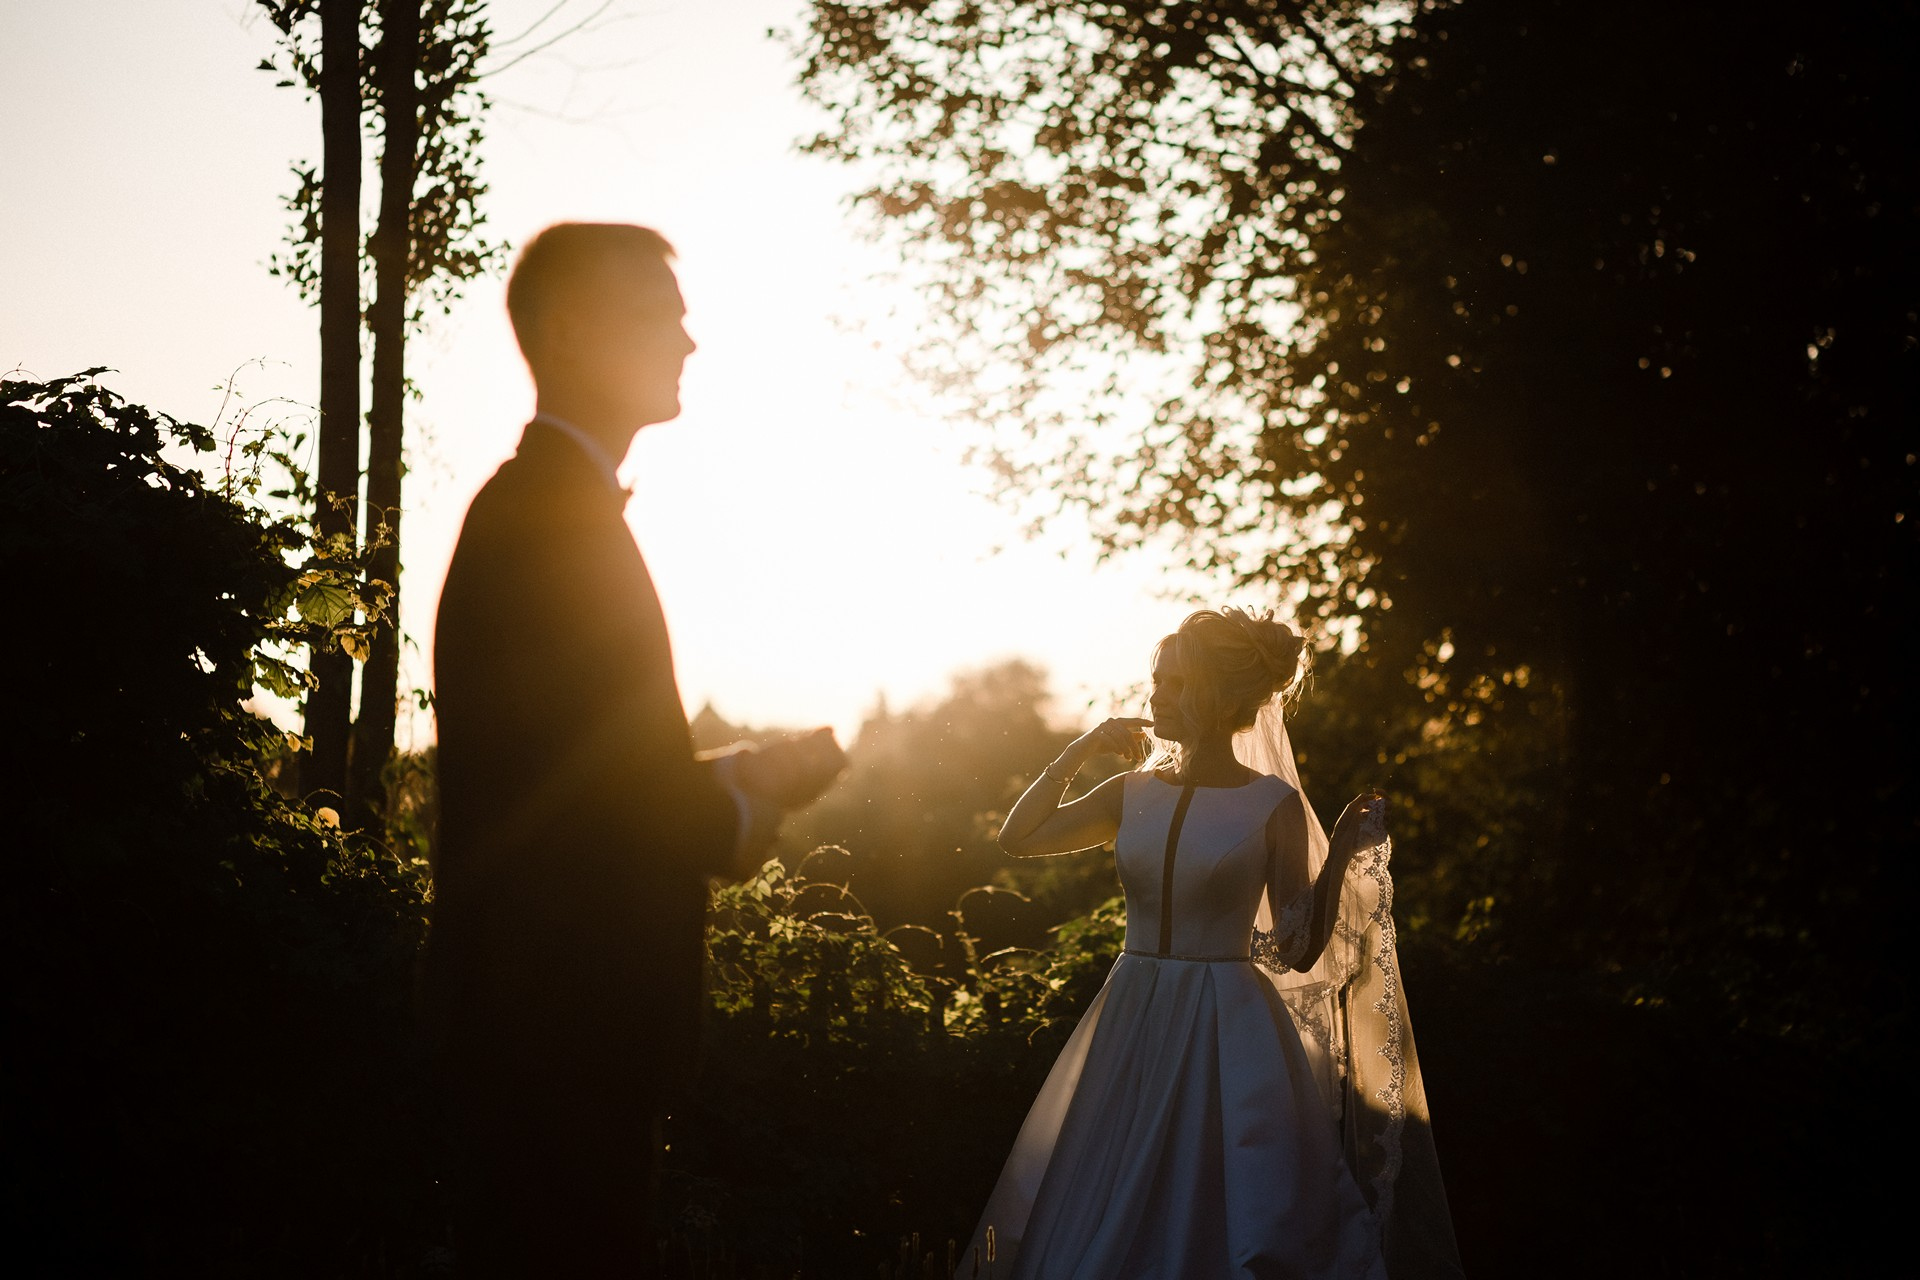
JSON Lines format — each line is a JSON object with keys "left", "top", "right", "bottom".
{"left": 966, "top": 771, "right": 1394, "bottom": 1280}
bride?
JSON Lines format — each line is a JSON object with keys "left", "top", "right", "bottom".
{"left": 965, "top": 609, "right": 1463, "bottom": 1279}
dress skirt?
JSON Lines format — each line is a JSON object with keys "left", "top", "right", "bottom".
{"left": 967, "top": 951, "right": 1388, "bottom": 1280}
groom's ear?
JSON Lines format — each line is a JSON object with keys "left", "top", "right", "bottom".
{"left": 509, "top": 262, "right": 594, "bottom": 376}
{"left": 519, "top": 308, "right": 588, "bottom": 384}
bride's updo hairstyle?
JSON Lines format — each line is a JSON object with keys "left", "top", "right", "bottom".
{"left": 1156, "top": 608, "right": 1307, "bottom": 742}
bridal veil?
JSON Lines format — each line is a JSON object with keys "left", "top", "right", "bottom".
{"left": 1238, "top": 701, "right": 1465, "bottom": 1278}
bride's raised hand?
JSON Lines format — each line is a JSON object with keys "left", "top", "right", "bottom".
{"left": 1284, "top": 791, "right": 1390, "bottom": 969}
{"left": 1328, "top": 790, "right": 1389, "bottom": 859}
{"left": 1059, "top": 717, "right": 1154, "bottom": 773}
{"left": 1001, "top": 717, "right": 1150, "bottom": 857}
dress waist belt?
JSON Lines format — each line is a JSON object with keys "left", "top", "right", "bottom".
{"left": 1122, "top": 947, "right": 1253, "bottom": 963}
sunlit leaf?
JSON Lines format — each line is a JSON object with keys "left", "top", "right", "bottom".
{"left": 254, "top": 656, "right": 305, "bottom": 700}
{"left": 296, "top": 581, "right": 355, "bottom": 629}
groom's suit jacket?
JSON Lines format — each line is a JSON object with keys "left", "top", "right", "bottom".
{"left": 430, "top": 421, "right": 736, "bottom": 1102}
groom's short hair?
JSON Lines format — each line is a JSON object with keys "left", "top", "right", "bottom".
{"left": 506, "top": 222, "right": 677, "bottom": 354}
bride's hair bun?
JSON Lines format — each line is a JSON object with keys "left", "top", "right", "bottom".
{"left": 1162, "top": 607, "right": 1309, "bottom": 736}
{"left": 1222, "top": 608, "right": 1306, "bottom": 696}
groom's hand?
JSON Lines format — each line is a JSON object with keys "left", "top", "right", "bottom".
{"left": 708, "top": 729, "right": 846, "bottom": 877}
{"left": 736, "top": 727, "right": 847, "bottom": 811}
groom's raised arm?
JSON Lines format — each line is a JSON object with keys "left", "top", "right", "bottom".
{"left": 702, "top": 729, "right": 848, "bottom": 875}
{"left": 552, "top": 529, "right": 739, "bottom": 888}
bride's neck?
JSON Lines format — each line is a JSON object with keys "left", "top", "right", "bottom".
{"left": 1171, "top": 735, "right": 1250, "bottom": 787}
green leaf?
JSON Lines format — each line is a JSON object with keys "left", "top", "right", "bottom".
{"left": 296, "top": 581, "right": 355, "bottom": 629}
{"left": 254, "top": 656, "right": 306, "bottom": 700}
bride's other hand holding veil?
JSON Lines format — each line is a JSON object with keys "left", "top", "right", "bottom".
{"left": 1330, "top": 790, "right": 1389, "bottom": 853}
{"left": 1287, "top": 789, "right": 1389, "bottom": 971}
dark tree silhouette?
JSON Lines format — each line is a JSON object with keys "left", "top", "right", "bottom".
{"left": 793, "top": 0, "right": 1918, "bottom": 1037}
{"left": 260, "top": 0, "right": 364, "bottom": 807}
{"left": 354, "top": 0, "right": 498, "bottom": 827}
{"left": 1272, "top": 1, "right": 1917, "bottom": 1036}
{"left": 353, "top": 0, "right": 422, "bottom": 829}
{"left": 258, "top": 0, "right": 499, "bottom": 827}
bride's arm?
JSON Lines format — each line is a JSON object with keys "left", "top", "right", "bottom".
{"left": 1264, "top": 788, "right": 1313, "bottom": 910}
{"left": 998, "top": 717, "right": 1149, "bottom": 857}
{"left": 1287, "top": 791, "right": 1388, "bottom": 970}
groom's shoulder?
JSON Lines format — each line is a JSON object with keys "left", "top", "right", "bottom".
{"left": 460, "top": 454, "right": 589, "bottom": 530}
{"left": 446, "top": 459, "right": 550, "bottom": 567}
{"left": 450, "top": 460, "right": 524, "bottom": 542}
{"left": 441, "top": 463, "right": 566, "bottom": 626}
{"left": 450, "top": 457, "right": 627, "bottom": 584}
{"left": 462, "top": 453, "right": 528, "bottom": 514}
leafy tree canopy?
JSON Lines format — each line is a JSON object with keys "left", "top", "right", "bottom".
{"left": 258, "top": 0, "right": 502, "bottom": 320}
{"left": 793, "top": 0, "right": 1919, "bottom": 1036}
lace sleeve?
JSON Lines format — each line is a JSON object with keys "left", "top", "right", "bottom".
{"left": 1252, "top": 883, "right": 1314, "bottom": 972}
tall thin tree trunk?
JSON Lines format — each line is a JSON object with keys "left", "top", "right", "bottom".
{"left": 307, "top": 0, "right": 362, "bottom": 807}
{"left": 349, "top": 0, "right": 421, "bottom": 830}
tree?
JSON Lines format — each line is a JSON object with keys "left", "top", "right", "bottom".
{"left": 1247, "top": 0, "right": 1920, "bottom": 1007}
{"left": 256, "top": 0, "right": 364, "bottom": 807}
{"left": 792, "top": 0, "right": 1918, "bottom": 1034}
{"left": 353, "top": 0, "right": 498, "bottom": 828}
{"left": 258, "top": 0, "right": 499, "bottom": 827}
{"left": 351, "top": 0, "right": 422, "bottom": 829}
{"left": 790, "top": 0, "right": 1385, "bottom": 586}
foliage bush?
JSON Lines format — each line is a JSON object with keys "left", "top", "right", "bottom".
{"left": 665, "top": 850, "right": 1126, "bottom": 1277}
{"left": 0, "top": 374, "right": 437, "bottom": 1273}
{"left": 675, "top": 848, "right": 1880, "bottom": 1279}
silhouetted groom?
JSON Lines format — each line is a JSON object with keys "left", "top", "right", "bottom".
{"left": 429, "top": 223, "right": 843, "bottom": 1276}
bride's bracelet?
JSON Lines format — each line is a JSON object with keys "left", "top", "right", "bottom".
{"left": 1040, "top": 758, "right": 1078, "bottom": 784}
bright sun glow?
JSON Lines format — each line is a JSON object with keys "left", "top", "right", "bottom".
{"left": 0, "top": 0, "right": 1202, "bottom": 748}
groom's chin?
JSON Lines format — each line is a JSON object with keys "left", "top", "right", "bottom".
{"left": 635, "top": 393, "right": 683, "bottom": 427}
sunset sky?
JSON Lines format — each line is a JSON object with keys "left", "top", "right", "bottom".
{"left": 0, "top": 0, "right": 1219, "bottom": 745}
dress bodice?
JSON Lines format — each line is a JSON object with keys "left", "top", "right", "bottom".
{"left": 1115, "top": 772, "right": 1293, "bottom": 958}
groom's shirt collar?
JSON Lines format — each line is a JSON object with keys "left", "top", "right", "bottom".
{"left": 529, "top": 411, "right": 628, "bottom": 497}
